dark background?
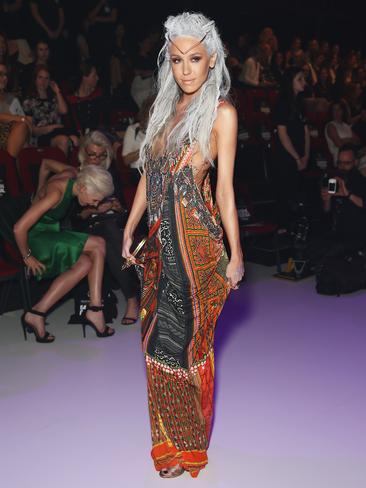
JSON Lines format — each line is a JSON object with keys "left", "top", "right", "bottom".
{"left": 62, "top": 0, "right": 365, "bottom": 52}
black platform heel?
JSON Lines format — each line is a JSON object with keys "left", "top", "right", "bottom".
{"left": 82, "top": 305, "right": 115, "bottom": 338}
{"left": 21, "top": 309, "right": 55, "bottom": 343}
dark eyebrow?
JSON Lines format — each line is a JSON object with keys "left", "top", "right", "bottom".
{"left": 170, "top": 52, "right": 202, "bottom": 59}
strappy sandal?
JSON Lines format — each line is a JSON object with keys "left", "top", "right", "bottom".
{"left": 159, "top": 465, "right": 185, "bottom": 478}
{"left": 20, "top": 309, "right": 55, "bottom": 343}
{"left": 120, "top": 316, "right": 138, "bottom": 326}
{"left": 82, "top": 305, "right": 115, "bottom": 338}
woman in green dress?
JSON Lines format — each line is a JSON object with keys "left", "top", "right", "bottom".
{"left": 14, "top": 165, "right": 115, "bottom": 343}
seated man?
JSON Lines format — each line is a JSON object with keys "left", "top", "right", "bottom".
{"left": 311, "top": 144, "right": 366, "bottom": 264}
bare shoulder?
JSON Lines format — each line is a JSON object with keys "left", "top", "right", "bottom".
{"left": 214, "top": 100, "right": 238, "bottom": 130}
{"left": 35, "top": 176, "right": 68, "bottom": 204}
{"left": 213, "top": 100, "right": 238, "bottom": 138}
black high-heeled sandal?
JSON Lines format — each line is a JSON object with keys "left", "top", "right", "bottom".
{"left": 21, "top": 309, "right": 55, "bottom": 343}
{"left": 82, "top": 305, "right": 115, "bottom": 338}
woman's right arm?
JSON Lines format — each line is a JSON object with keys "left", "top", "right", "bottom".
{"left": 37, "top": 159, "right": 76, "bottom": 195}
{"left": 122, "top": 172, "right": 147, "bottom": 260}
{"left": 13, "top": 186, "right": 62, "bottom": 275}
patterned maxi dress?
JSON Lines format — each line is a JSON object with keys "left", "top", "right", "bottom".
{"left": 140, "top": 140, "right": 230, "bottom": 477}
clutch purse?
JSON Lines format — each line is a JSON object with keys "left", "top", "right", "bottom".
{"left": 121, "top": 237, "right": 147, "bottom": 270}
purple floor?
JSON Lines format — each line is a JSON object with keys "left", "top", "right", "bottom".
{"left": 1, "top": 263, "right": 366, "bottom": 488}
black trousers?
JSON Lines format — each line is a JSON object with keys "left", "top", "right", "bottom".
{"left": 273, "top": 154, "right": 302, "bottom": 228}
{"left": 85, "top": 217, "right": 140, "bottom": 300}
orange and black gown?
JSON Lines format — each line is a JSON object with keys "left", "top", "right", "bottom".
{"left": 140, "top": 141, "right": 230, "bottom": 477}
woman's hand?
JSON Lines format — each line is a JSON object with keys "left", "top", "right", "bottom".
{"left": 334, "top": 176, "right": 349, "bottom": 197}
{"left": 122, "top": 232, "right": 135, "bottom": 264}
{"left": 49, "top": 80, "right": 61, "bottom": 94}
{"left": 18, "top": 115, "right": 33, "bottom": 131}
{"left": 110, "top": 198, "right": 123, "bottom": 213}
{"left": 47, "top": 124, "right": 64, "bottom": 133}
{"left": 96, "top": 201, "right": 114, "bottom": 214}
{"left": 25, "top": 256, "right": 46, "bottom": 277}
{"left": 226, "top": 256, "right": 245, "bottom": 290}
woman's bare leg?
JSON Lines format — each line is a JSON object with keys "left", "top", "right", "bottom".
{"left": 83, "top": 235, "right": 113, "bottom": 333}
{"left": 25, "top": 254, "right": 93, "bottom": 336}
{"left": 7, "top": 122, "right": 29, "bottom": 158}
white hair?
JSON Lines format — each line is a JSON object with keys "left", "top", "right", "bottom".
{"left": 78, "top": 130, "right": 113, "bottom": 170}
{"left": 140, "top": 12, "right": 231, "bottom": 167}
{"left": 76, "top": 165, "right": 114, "bottom": 197}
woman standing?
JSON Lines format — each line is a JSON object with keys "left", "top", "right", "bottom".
{"left": 23, "top": 65, "right": 78, "bottom": 155}
{"left": 274, "top": 67, "right": 310, "bottom": 227}
{"left": 122, "top": 12, "right": 244, "bottom": 478}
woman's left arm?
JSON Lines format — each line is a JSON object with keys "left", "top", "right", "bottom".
{"left": 214, "top": 103, "right": 244, "bottom": 288}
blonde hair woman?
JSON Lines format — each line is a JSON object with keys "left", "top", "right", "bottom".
{"left": 14, "top": 165, "right": 115, "bottom": 342}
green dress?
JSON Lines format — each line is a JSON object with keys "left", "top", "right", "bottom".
{"left": 28, "top": 179, "right": 89, "bottom": 280}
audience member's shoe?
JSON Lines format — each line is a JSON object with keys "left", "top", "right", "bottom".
{"left": 82, "top": 305, "right": 115, "bottom": 338}
{"left": 21, "top": 309, "right": 55, "bottom": 343}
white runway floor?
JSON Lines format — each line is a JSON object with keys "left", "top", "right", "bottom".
{"left": 1, "top": 263, "right": 366, "bottom": 488}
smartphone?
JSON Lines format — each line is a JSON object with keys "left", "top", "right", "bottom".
{"left": 328, "top": 178, "right": 338, "bottom": 194}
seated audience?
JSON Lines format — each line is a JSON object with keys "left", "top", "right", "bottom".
{"left": 313, "top": 67, "right": 335, "bottom": 101}
{"left": 122, "top": 96, "right": 153, "bottom": 181}
{"left": 37, "top": 130, "right": 140, "bottom": 325}
{"left": 0, "top": 30, "right": 23, "bottom": 96}
{"left": 238, "top": 45, "right": 274, "bottom": 88}
{"left": 310, "top": 144, "right": 366, "bottom": 265}
{"left": 20, "top": 39, "right": 54, "bottom": 93}
{"left": 14, "top": 164, "right": 115, "bottom": 343}
{"left": 259, "top": 27, "right": 278, "bottom": 55}
{"left": 130, "top": 34, "right": 156, "bottom": 108}
{"left": 0, "top": 62, "right": 32, "bottom": 158}
{"left": 325, "top": 100, "right": 360, "bottom": 165}
{"left": 285, "top": 37, "right": 305, "bottom": 68}
{"left": 22, "top": 65, "right": 78, "bottom": 155}
{"left": 305, "top": 38, "right": 320, "bottom": 65}
{"left": 66, "top": 60, "right": 104, "bottom": 134}
{"left": 271, "top": 51, "right": 285, "bottom": 84}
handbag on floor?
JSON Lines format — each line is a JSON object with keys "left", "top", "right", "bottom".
{"left": 315, "top": 251, "right": 366, "bottom": 296}
{"left": 68, "top": 280, "right": 118, "bottom": 324}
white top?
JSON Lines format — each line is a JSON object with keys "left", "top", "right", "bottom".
{"left": 238, "top": 57, "right": 260, "bottom": 86}
{"left": 122, "top": 122, "right": 145, "bottom": 169}
{"left": 325, "top": 121, "right": 353, "bottom": 164}
{"left": 0, "top": 94, "right": 25, "bottom": 116}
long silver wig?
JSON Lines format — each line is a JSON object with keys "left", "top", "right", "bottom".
{"left": 140, "top": 12, "right": 231, "bottom": 166}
